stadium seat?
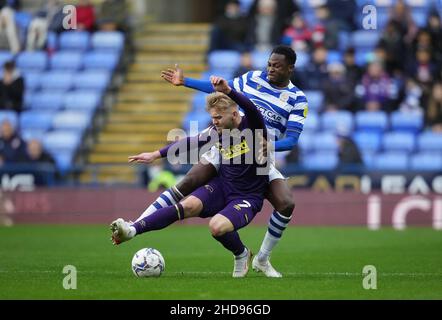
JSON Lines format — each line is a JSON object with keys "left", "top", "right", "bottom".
{"left": 23, "top": 90, "right": 34, "bottom": 109}
{"left": 303, "top": 112, "right": 319, "bottom": 131}
{"left": 73, "top": 71, "right": 111, "bottom": 91}
{"left": 16, "top": 52, "right": 48, "bottom": 71}
{"left": 382, "top": 132, "right": 415, "bottom": 152}
{"left": 59, "top": 31, "right": 90, "bottom": 51}
{"left": 20, "top": 128, "right": 47, "bottom": 142}
{"left": 23, "top": 71, "right": 41, "bottom": 91}
{"left": 390, "top": 111, "right": 423, "bottom": 133}
{"left": 182, "top": 111, "right": 211, "bottom": 132}
{"left": 417, "top": 132, "right": 442, "bottom": 152}
{"left": 52, "top": 151, "right": 76, "bottom": 173}
{"left": 355, "top": 49, "right": 373, "bottom": 66}
{"left": 42, "top": 130, "right": 81, "bottom": 153}
{"left": 361, "top": 151, "right": 376, "bottom": 169}
{"left": 320, "top": 110, "right": 354, "bottom": 132}
{"left": 30, "top": 92, "right": 65, "bottom": 110}
{"left": 208, "top": 50, "right": 241, "bottom": 72}
{"left": 40, "top": 71, "right": 74, "bottom": 91}
{"left": 50, "top": 52, "right": 84, "bottom": 70}
{"left": 19, "top": 111, "right": 54, "bottom": 131}
{"left": 338, "top": 31, "right": 351, "bottom": 51}
{"left": 52, "top": 111, "right": 91, "bottom": 131}
{"left": 91, "top": 31, "right": 124, "bottom": 52}
{"left": 351, "top": 30, "right": 380, "bottom": 50}
{"left": 372, "top": 152, "right": 409, "bottom": 170}
{"left": 302, "top": 151, "right": 338, "bottom": 170}
{"left": 312, "top": 132, "right": 338, "bottom": 152}
{"left": 191, "top": 92, "right": 207, "bottom": 111}
{"left": 251, "top": 49, "right": 271, "bottom": 69}
{"left": 295, "top": 51, "right": 309, "bottom": 70}
{"left": 64, "top": 91, "right": 102, "bottom": 112}
{"left": 298, "top": 132, "right": 314, "bottom": 153}
{"left": 83, "top": 51, "right": 120, "bottom": 71}
{"left": 355, "top": 111, "right": 388, "bottom": 132}
{"left": 353, "top": 131, "right": 382, "bottom": 153}
{"left": 304, "top": 90, "right": 323, "bottom": 112}
{"left": 410, "top": 152, "right": 442, "bottom": 171}
{"left": 0, "top": 110, "right": 18, "bottom": 127}
{"left": 326, "top": 50, "right": 343, "bottom": 64}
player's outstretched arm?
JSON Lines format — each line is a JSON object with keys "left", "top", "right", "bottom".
{"left": 128, "top": 151, "right": 161, "bottom": 164}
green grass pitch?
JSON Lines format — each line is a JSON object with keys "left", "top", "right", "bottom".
{"left": 1, "top": 225, "right": 441, "bottom": 299}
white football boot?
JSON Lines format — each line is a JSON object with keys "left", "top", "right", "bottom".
{"left": 252, "top": 255, "right": 282, "bottom": 278}
{"left": 232, "top": 248, "right": 252, "bottom": 278}
{"left": 110, "top": 218, "right": 135, "bottom": 245}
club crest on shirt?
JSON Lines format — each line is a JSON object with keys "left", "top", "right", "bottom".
{"left": 279, "top": 92, "right": 289, "bottom": 103}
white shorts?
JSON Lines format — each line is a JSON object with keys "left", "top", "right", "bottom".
{"left": 200, "top": 147, "right": 285, "bottom": 182}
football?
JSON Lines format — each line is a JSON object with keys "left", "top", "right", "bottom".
{"left": 131, "top": 248, "right": 165, "bottom": 277}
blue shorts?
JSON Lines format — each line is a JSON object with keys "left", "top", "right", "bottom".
{"left": 190, "top": 177, "right": 263, "bottom": 231}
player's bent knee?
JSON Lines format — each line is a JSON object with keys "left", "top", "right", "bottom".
{"left": 274, "top": 195, "right": 295, "bottom": 217}
{"left": 209, "top": 215, "right": 234, "bottom": 237}
{"left": 181, "top": 196, "right": 203, "bottom": 218}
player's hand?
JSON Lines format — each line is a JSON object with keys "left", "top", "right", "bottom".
{"left": 128, "top": 151, "right": 161, "bottom": 164}
{"left": 257, "top": 132, "right": 268, "bottom": 165}
{"left": 161, "top": 64, "right": 184, "bottom": 86}
{"left": 210, "top": 76, "right": 231, "bottom": 94}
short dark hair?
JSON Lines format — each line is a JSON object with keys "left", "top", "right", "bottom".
{"left": 271, "top": 45, "right": 297, "bottom": 66}
{"left": 3, "top": 60, "right": 15, "bottom": 71}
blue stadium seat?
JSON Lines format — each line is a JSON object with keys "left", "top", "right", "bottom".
{"left": 20, "top": 128, "right": 47, "bottom": 142}
{"left": 351, "top": 30, "right": 380, "bottom": 50}
{"left": 355, "top": 49, "right": 373, "bottom": 66}
{"left": 338, "top": 31, "right": 351, "bottom": 51}
{"left": 251, "top": 49, "right": 270, "bottom": 69}
{"left": 355, "top": 111, "right": 388, "bottom": 132}
{"left": 30, "top": 92, "right": 65, "bottom": 110}
{"left": 0, "top": 110, "right": 18, "bottom": 127}
{"left": 326, "top": 51, "right": 343, "bottom": 64}
{"left": 312, "top": 132, "right": 338, "bottom": 152}
{"left": 42, "top": 131, "right": 81, "bottom": 172}
{"left": 19, "top": 111, "right": 54, "bottom": 131}
{"left": 52, "top": 151, "right": 76, "bottom": 172}
{"left": 22, "top": 71, "right": 42, "bottom": 91}
{"left": 64, "top": 91, "right": 102, "bottom": 112}
{"left": 382, "top": 132, "right": 416, "bottom": 152}
{"left": 91, "top": 31, "right": 124, "bottom": 52}
{"left": 208, "top": 50, "right": 241, "bottom": 72}
{"left": 298, "top": 132, "right": 314, "bottom": 153}
{"left": 353, "top": 131, "right": 382, "bottom": 153}
{"left": 417, "top": 132, "right": 442, "bottom": 152}
{"left": 295, "top": 51, "right": 309, "bottom": 70}
{"left": 0, "top": 51, "right": 14, "bottom": 67}
{"left": 304, "top": 90, "right": 323, "bottom": 112}
{"left": 302, "top": 151, "right": 338, "bottom": 170}
{"left": 40, "top": 71, "right": 74, "bottom": 91}
{"left": 50, "top": 52, "right": 83, "bottom": 70}
{"left": 361, "top": 151, "right": 375, "bottom": 169}
{"left": 47, "top": 31, "right": 58, "bottom": 51}
{"left": 59, "top": 31, "right": 90, "bottom": 51}
{"left": 390, "top": 111, "right": 423, "bottom": 133}
{"left": 372, "top": 152, "right": 409, "bottom": 170}
{"left": 191, "top": 92, "right": 207, "bottom": 111}
{"left": 321, "top": 111, "right": 354, "bottom": 132}
{"left": 52, "top": 111, "right": 91, "bottom": 131}
{"left": 410, "top": 152, "right": 442, "bottom": 171}
{"left": 303, "top": 112, "right": 319, "bottom": 131}
{"left": 16, "top": 52, "right": 48, "bottom": 71}
{"left": 73, "top": 71, "right": 111, "bottom": 91}
{"left": 182, "top": 111, "right": 211, "bottom": 132}
{"left": 83, "top": 51, "right": 119, "bottom": 71}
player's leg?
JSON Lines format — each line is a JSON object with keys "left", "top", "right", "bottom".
{"left": 111, "top": 195, "right": 204, "bottom": 245}
{"left": 253, "top": 169, "right": 294, "bottom": 277}
{"left": 134, "top": 161, "right": 217, "bottom": 222}
{"left": 209, "top": 199, "right": 261, "bottom": 277}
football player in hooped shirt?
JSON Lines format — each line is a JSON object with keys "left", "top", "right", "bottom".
{"left": 111, "top": 76, "right": 269, "bottom": 277}
{"left": 130, "top": 46, "right": 308, "bottom": 277}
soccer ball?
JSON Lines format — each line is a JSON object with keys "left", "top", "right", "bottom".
{"left": 131, "top": 248, "right": 165, "bottom": 277}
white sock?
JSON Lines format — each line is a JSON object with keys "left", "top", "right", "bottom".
{"left": 135, "top": 186, "right": 184, "bottom": 222}
{"left": 257, "top": 211, "right": 291, "bottom": 262}
{"left": 128, "top": 226, "right": 137, "bottom": 237}
{"left": 235, "top": 247, "right": 248, "bottom": 259}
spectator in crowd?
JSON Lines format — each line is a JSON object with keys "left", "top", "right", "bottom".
{"left": 0, "top": 0, "right": 20, "bottom": 53}
{"left": 0, "top": 61, "right": 24, "bottom": 114}
{"left": 20, "top": 139, "right": 55, "bottom": 165}
{"left": 378, "top": 20, "right": 406, "bottom": 74}
{"left": 426, "top": 82, "right": 442, "bottom": 132}
{"left": 336, "top": 129, "right": 363, "bottom": 169}
{"left": 294, "top": 46, "right": 328, "bottom": 90}
{"left": 326, "top": 0, "right": 357, "bottom": 32}
{"left": 312, "top": 4, "right": 341, "bottom": 50}
{"left": 282, "top": 13, "right": 312, "bottom": 53}
{"left": 208, "top": 0, "right": 250, "bottom": 53}
{"left": 425, "top": 11, "right": 442, "bottom": 68}
{"left": 248, "top": 0, "right": 298, "bottom": 51}
{"left": 387, "top": 0, "right": 417, "bottom": 47}
{"left": 0, "top": 120, "right": 26, "bottom": 165}
{"left": 322, "top": 62, "right": 354, "bottom": 112}
{"left": 97, "top": 0, "right": 129, "bottom": 32}
{"left": 76, "top": 0, "right": 96, "bottom": 32}
{"left": 26, "top": 0, "right": 64, "bottom": 51}
{"left": 233, "top": 51, "right": 253, "bottom": 78}
{"left": 407, "top": 48, "right": 438, "bottom": 100}
{"left": 399, "top": 78, "right": 423, "bottom": 115}
{"left": 355, "top": 61, "right": 398, "bottom": 112}
{"left": 343, "top": 47, "right": 363, "bottom": 89}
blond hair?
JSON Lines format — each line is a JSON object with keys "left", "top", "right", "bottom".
{"left": 206, "top": 92, "right": 237, "bottom": 112}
